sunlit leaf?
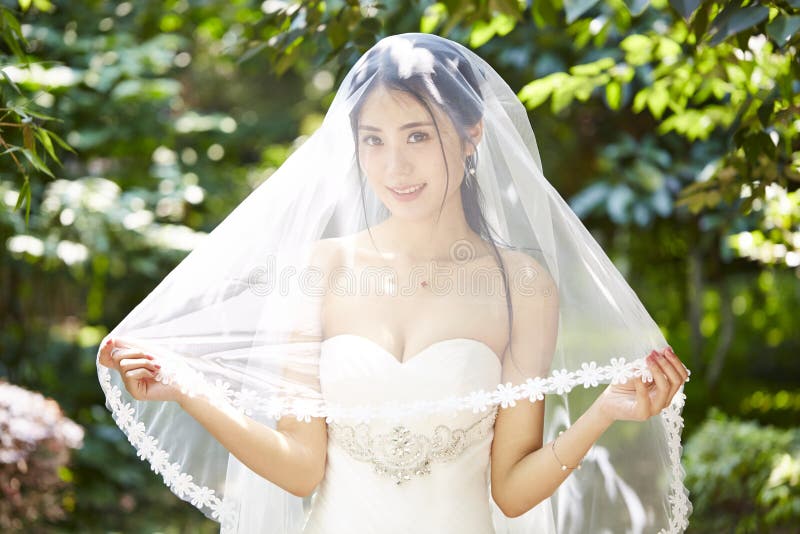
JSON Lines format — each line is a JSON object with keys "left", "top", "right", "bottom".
{"left": 569, "top": 57, "right": 615, "bottom": 77}
{"left": 605, "top": 80, "right": 621, "bottom": 110}
{"left": 420, "top": 3, "right": 447, "bottom": 34}
{"left": 518, "top": 73, "right": 566, "bottom": 109}
{"left": 34, "top": 128, "right": 61, "bottom": 165}
{"left": 19, "top": 146, "right": 54, "bottom": 177}
{"left": 646, "top": 83, "right": 669, "bottom": 119}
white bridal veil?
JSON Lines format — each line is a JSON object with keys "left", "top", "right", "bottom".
{"left": 97, "top": 33, "right": 691, "bottom": 533}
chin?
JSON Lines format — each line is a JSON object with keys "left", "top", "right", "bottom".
{"left": 384, "top": 203, "right": 438, "bottom": 220}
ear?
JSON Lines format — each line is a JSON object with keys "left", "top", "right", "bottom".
{"left": 464, "top": 119, "right": 484, "bottom": 156}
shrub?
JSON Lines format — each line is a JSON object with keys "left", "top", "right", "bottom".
{"left": 684, "top": 406, "right": 800, "bottom": 533}
{"left": 0, "top": 379, "right": 84, "bottom": 532}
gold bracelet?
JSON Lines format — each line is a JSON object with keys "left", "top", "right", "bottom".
{"left": 551, "top": 430, "right": 582, "bottom": 471}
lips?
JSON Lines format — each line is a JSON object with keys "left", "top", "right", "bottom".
{"left": 387, "top": 182, "right": 427, "bottom": 202}
{"left": 388, "top": 183, "right": 426, "bottom": 194}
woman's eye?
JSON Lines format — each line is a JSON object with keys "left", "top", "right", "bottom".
{"left": 362, "top": 135, "right": 382, "bottom": 146}
{"left": 409, "top": 132, "right": 429, "bottom": 143}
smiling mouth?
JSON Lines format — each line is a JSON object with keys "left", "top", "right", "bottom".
{"left": 388, "top": 183, "right": 426, "bottom": 194}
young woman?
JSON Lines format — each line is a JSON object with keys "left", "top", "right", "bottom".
{"left": 98, "top": 33, "right": 692, "bottom": 533}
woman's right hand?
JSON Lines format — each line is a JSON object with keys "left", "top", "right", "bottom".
{"left": 98, "top": 338, "right": 183, "bottom": 403}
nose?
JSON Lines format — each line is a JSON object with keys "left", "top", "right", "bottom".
{"left": 386, "top": 145, "right": 412, "bottom": 176}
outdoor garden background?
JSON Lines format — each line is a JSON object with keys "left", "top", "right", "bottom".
{"left": 1, "top": 0, "right": 798, "bottom": 532}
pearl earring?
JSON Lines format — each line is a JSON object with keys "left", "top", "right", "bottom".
{"left": 466, "top": 155, "right": 476, "bottom": 175}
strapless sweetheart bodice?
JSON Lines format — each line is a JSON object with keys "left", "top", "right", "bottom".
{"left": 302, "top": 334, "right": 503, "bottom": 534}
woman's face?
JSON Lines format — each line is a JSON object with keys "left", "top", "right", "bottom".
{"left": 356, "top": 85, "right": 470, "bottom": 219}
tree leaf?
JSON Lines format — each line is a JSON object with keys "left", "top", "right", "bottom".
{"left": 19, "top": 146, "right": 54, "bottom": 177}
{"left": 42, "top": 128, "right": 76, "bottom": 154}
{"left": 606, "top": 80, "right": 622, "bottom": 110}
{"left": 34, "top": 127, "right": 61, "bottom": 165}
{"left": 0, "top": 66, "right": 21, "bottom": 94}
{"left": 420, "top": 3, "right": 446, "bottom": 34}
{"left": 569, "top": 182, "right": 609, "bottom": 218}
{"left": 470, "top": 20, "right": 495, "bottom": 48}
{"left": 647, "top": 83, "right": 669, "bottom": 119}
{"left": 669, "top": 0, "right": 701, "bottom": 21}
{"left": 607, "top": 184, "right": 634, "bottom": 224}
{"left": 518, "top": 74, "right": 564, "bottom": 109}
{"left": 13, "top": 178, "right": 29, "bottom": 211}
{"left": 708, "top": 4, "right": 770, "bottom": 46}
{"left": 622, "top": 0, "right": 651, "bottom": 17}
{"left": 766, "top": 15, "right": 800, "bottom": 48}
{"left": 569, "top": 57, "right": 615, "bottom": 77}
{"left": 564, "top": 0, "right": 601, "bottom": 24}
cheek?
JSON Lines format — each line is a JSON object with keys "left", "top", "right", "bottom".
{"left": 437, "top": 142, "right": 466, "bottom": 183}
{"left": 358, "top": 150, "right": 379, "bottom": 176}
{"left": 416, "top": 143, "right": 450, "bottom": 178}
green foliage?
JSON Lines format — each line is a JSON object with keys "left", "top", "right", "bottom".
{"left": 569, "top": 132, "right": 676, "bottom": 226}
{"left": 0, "top": 4, "right": 75, "bottom": 226}
{"left": 727, "top": 184, "right": 800, "bottom": 268}
{"left": 740, "top": 389, "right": 800, "bottom": 421}
{"left": 684, "top": 407, "right": 800, "bottom": 533}
{"left": 0, "top": 0, "right": 308, "bottom": 529}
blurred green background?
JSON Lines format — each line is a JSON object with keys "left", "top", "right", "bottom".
{"left": 1, "top": 0, "right": 798, "bottom": 532}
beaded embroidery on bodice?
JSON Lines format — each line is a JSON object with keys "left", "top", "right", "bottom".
{"left": 302, "top": 334, "right": 503, "bottom": 534}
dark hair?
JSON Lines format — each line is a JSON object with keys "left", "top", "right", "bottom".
{"left": 346, "top": 35, "right": 515, "bottom": 356}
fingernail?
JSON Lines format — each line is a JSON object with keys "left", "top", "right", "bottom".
{"left": 155, "top": 364, "right": 161, "bottom": 369}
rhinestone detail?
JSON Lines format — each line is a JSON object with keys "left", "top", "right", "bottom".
{"left": 327, "top": 407, "right": 499, "bottom": 485}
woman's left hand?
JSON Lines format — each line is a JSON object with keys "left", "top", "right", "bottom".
{"left": 595, "top": 347, "right": 690, "bottom": 423}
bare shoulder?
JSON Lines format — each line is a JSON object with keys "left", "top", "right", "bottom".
{"left": 494, "top": 246, "right": 557, "bottom": 302}
{"left": 307, "top": 236, "right": 346, "bottom": 272}
{"left": 311, "top": 230, "right": 376, "bottom": 265}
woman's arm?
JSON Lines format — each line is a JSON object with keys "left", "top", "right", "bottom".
{"left": 492, "top": 350, "right": 686, "bottom": 517}
{"left": 178, "top": 391, "right": 327, "bottom": 498}
{"left": 99, "top": 338, "right": 328, "bottom": 498}
{"left": 99, "top": 238, "right": 340, "bottom": 498}
{"left": 491, "top": 394, "right": 613, "bottom": 518}
{"left": 489, "top": 251, "right": 689, "bottom": 517}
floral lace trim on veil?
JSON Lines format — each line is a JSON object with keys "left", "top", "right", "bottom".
{"left": 98, "top": 354, "right": 691, "bottom": 533}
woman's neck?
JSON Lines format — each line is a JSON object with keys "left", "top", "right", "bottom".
{"left": 377, "top": 206, "right": 480, "bottom": 263}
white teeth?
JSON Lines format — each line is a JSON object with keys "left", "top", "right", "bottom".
{"left": 392, "top": 184, "right": 425, "bottom": 194}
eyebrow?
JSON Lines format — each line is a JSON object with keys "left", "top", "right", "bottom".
{"left": 358, "top": 121, "right": 433, "bottom": 131}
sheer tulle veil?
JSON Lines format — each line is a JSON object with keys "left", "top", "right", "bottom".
{"left": 96, "top": 32, "right": 692, "bottom": 533}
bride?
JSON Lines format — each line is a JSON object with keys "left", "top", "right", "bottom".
{"left": 97, "top": 33, "right": 691, "bottom": 533}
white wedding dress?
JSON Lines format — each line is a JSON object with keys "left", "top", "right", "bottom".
{"left": 301, "top": 333, "right": 553, "bottom": 534}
